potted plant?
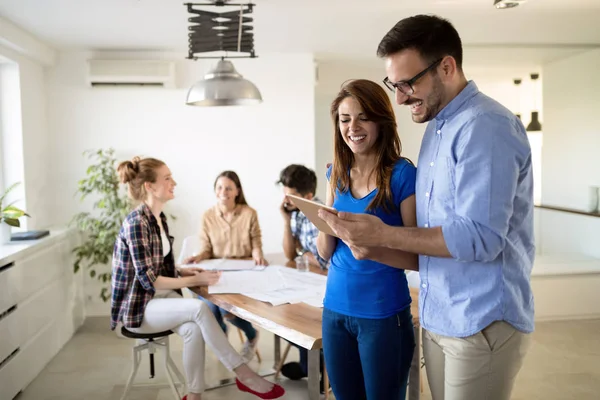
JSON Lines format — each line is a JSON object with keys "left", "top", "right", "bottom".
{"left": 0, "top": 182, "right": 29, "bottom": 234}
{"left": 71, "top": 148, "right": 131, "bottom": 301}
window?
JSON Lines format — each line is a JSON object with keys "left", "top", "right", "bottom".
{"left": 0, "top": 59, "right": 26, "bottom": 239}
{"left": 527, "top": 131, "right": 543, "bottom": 205}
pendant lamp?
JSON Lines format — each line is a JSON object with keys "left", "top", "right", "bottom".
{"left": 185, "top": 2, "right": 262, "bottom": 107}
{"left": 526, "top": 73, "right": 542, "bottom": 132}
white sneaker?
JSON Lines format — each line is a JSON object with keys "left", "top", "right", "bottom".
{"left": 240, "top": 331, "right": 259, "bottom": 363}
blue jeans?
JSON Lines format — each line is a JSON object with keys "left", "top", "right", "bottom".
{"left": 199, "top": 297, "right": 257, "bottom": 341}
{"left": 322, "top": 306, "right": 415, "bottom": 400}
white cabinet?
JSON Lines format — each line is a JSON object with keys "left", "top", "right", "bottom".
{"left": 0, "top": 230, "right": 84, "bottom": 400}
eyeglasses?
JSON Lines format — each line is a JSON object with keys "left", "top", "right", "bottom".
{"left": 383, "top": 58, "right": 443, "bottom": 96}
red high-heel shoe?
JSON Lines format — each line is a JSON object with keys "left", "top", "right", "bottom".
{"left": 235, "top": 378, "right": 285, "bottom": 399}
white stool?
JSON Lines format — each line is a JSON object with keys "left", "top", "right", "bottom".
{"left": 120, "top": 327, "right": 187, "bottom": 400}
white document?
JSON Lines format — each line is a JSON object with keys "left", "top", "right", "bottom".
{"left": 208, "top": 267, "right": 286, "bottom": 294}
{"left": 302, "top": 296, "right": 325, "bottom": 308}
{"left": 242, "top": 288, "right": 311, "bottom": 306}
{"left": 272, "top": 265, "right": 327, "bottom": 287}
{"left": 183, "top": 258, "right": 264, "bottom": 271}
{"left": 242, "top": 265, "right": 327, "bottom": 307}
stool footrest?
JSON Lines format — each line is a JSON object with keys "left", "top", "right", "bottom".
{"left": 121, "top": 327, "right": 174, "bottom": 339}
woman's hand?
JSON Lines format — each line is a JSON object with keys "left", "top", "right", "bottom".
{"left": 183, "top": 255, "right": 199, "bottom": 264}
{"left": 154, "top": 270, "right": 219, "bottom": 291}
{"left": 189, "top": 270, "right": 221, "bottom": 286}
{"left": 178, "top": 266, "right": 204, "bottom": 277}
{"left": 253, "top": 254, "right": 269, "bottom": 266}
{"left": 182, "top": 251, "right": 211, "bottom": 265}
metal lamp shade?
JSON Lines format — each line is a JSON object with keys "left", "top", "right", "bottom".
{"left": 526, "top": 111, "right": 542, "bottom": 131}
{"left": 494, "top": 0, "right": 524, "bottom": 8}
{"left": 186, "top": 59, "right": 262, "bottom": 106}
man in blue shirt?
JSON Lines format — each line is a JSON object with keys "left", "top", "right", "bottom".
{"left": 318, "top": 15, "right": 534, "bottom": 400}
{"left": 277, "top": 164, "right": 327, "bottom": 391}
{"left": 279, "top": 164, "right": 329, "bottom": 270}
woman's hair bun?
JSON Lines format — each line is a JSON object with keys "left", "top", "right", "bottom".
{"left": 117, "top": 157, "right": 141, "bottom": 184}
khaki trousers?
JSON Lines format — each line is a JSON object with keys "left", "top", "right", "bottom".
{"left": 423, "top": 321, "right": 531, "bottom": 400}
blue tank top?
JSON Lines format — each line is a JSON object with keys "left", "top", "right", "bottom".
{"left": 324, "top": 159, "right": 416, "bottom": 319}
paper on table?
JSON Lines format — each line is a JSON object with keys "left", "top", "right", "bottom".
{"left": 241, "top": 265, "right": 326, "bottom": 307}
{"left": 182, "top": 258, "right": 264, "bottom": 271}
{"left": 208, "top": 267, "right": 286, "bottom": 294}
{"left": 242, "top": 288, "right": 313, "bottom": 306}
{"left": 275, "top": 266, "right": 326, "bottom": 308}
{"left": 302, "top": 296, "right": 325, "bottom": 308}
{"left": 272, "top": 265, "right": 327, "bottom": 287}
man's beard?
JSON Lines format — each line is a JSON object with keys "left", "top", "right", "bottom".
{"left": 409, "top": 78, "right": 444, "bottom": 123}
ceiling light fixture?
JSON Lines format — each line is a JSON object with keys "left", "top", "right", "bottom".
{"left": 186, "top": 59, "right": 261, "bottom": 106}
{"left": 185, "top": 1, "right": 262, "bottom": 107}
{"left": 526, "top": 73, "right": 542, "bottom": 132}
{"left": 494, "top": 0, "right": 527, "bottom": 9}
{"left": 513, "top": 78, "right": 522, "bottom": 120}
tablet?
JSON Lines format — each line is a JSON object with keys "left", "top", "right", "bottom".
{"left": 286, "top": 194, "right": 339, "bottom": 237}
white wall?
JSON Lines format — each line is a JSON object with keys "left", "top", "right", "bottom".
{"left": 542, "top": 49, "right": 600, "bottom": 209}
{"left": 46, "top": 51, "right": 316, "bottom": 313}
{"left": 538, "top": 49, "right": 600, "bottom": 257}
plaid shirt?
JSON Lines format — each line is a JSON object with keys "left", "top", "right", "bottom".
{"left": 110, "top": 203, "right": 179, "bottom": 330}
{"left": 290, "top": 197, "right": 329, "bottom": 269}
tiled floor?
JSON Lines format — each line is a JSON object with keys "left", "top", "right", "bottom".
{"left": 15, "top": 317, "right": 600, "bottom": 400}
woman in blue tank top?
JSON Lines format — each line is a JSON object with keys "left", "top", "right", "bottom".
{"left": 317, "top": 79, "right": 418, "bottom": 400}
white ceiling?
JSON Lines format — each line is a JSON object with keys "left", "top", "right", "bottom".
{"left": 1, "top": 0, "right": 599, "bottom": 65}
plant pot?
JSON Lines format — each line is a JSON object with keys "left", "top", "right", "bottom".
{"left": 0, "top": 223, "right": 10, "bottom": 244}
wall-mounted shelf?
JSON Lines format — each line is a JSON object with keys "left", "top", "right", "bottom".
{"left": 535, "top": 204, "right": 600, "bottom": 218}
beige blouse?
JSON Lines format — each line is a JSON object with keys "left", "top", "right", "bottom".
{"left": 199, "top": 204, "right": 263, "bottom": 258}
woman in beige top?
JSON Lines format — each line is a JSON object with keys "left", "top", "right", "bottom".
{"left": 186, "top": 170, "right": 267, "bottom": 362}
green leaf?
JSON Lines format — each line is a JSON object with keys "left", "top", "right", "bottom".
{"left": 1, "top": 205, "right": 27, "bottom": 219}
{"left": 100, "top": 287, "right": 110, "bottom": 302}
{"left": 3, "top": 218, "right": 20, "bottom": 227}
{"left": 90, "top": 270, "right": 96, "bottom": 278}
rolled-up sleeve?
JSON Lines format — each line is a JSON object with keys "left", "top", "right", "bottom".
{"left": 199, "top": 212, "right": 213, "bottom": 256}
{"left": 124, "top": 219, "right": 157, "bottom": 293}
{"left": 250, "top": 210, "right": 263, "bottom": 251}
{"left": 442, "top": 114, "right": 527, "bottom": 262}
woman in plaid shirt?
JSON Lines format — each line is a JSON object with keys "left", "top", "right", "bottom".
{"left": 111, "top": 157, "right": 284, "bottom": 400}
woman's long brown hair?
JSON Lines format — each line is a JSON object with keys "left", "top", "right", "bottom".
{"left": 330, "top": 79, "right": 403, "bottom": 213}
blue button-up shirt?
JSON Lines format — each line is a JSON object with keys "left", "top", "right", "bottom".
{"left": 416, "top": 81, "right": 535, "bottom": 337}
{"left": 290, "top": 197, "right": 329, "bottom": 269}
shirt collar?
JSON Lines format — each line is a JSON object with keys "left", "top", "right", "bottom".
{"left": 217, "top": 204, "right": 242, "bottom": 217}
{"left": 435, "top": 80, "right": 479, "bottom": 122}
{"left": 139, "top": 202, "right": 165, "bottom": 225}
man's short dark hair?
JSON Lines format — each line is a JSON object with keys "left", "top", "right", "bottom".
{"left": 278, "top": 164, "right": 317, "bottom": 196}
{"left": 377, "top": 15, "right": 463, "bottom": 70}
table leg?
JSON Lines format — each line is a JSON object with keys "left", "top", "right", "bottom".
{"left": 273, "top": 334, "right": 281, "bottom": 370}
{"left": 408, "top": 325, "right": 421, "bottom": 400}
{"left": 307, "top": 349, "right": 320, "bottom": 400}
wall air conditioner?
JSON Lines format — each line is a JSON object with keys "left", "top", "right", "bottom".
{"left": 87, "top": 60, "right": 176, "bottom": 88}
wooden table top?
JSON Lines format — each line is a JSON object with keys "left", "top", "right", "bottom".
{"left": 195, "top": 253, "right": 420, "bottom": 350}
